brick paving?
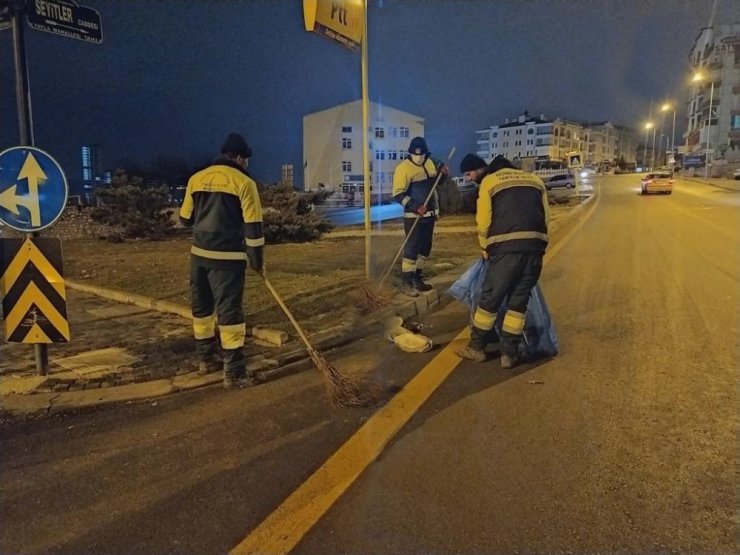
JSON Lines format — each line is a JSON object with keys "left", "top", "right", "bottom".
{"left": 0, "top": 289, "right": 290, "bottom": 393}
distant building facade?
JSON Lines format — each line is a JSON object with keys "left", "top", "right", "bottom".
{"left": 303, "top": 99, "right": 424, "bottom": 200}
{"left": 475, "top": 113, "right": 637, "bottom": 169}
{"left": 581, "top": 122, "right": 638, "bottom": 166}
{"left": 475, "top": 113, "right": 585, "bottom": 166}
{"left": 684, "top": 23, "right": 740, "bottom": 164}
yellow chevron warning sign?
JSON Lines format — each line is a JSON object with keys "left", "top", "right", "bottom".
{"left": 0, "top": 237, "right": 70, "bottom": 342}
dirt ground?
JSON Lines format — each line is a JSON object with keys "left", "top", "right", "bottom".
{"left": 62, "top": 207, "right": 574, "bottom": 334}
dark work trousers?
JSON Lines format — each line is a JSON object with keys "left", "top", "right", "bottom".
{"left": 470, "top": 252, "right": 543, "bottom": 355}
{"left": 401, "top": 217, "right": 435, "bottom": 277}
{"left": 190, "top": 261, "right": 246, "bottom": 376}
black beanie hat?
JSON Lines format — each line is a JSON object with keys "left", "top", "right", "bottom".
{"left": 221, "top": 133, "right": 252, "bottom": 158}
{"left": 408, "top": 136, "right": 429, "bottom": 156}
{"left": 460, "top": 153, "right": 487, "bottom": 173}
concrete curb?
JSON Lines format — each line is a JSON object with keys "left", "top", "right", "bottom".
{"left": 681, "top": 176, "right": 740, "bottom": 192}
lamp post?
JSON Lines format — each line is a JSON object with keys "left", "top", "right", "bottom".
{"left": 661, "top": 102, "right": 677, "bottom": 159}
{"left": 692, "top": 71, "right": 715, "bottom": 179}
{"left": 643, "top": 122, "right": 653, "bottom": 171}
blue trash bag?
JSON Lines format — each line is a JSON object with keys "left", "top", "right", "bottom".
{"left": 447, "top": 258, "right": 489, "bottom": 315}
{"left": 495, "top": 284, "right": 559, "bottom": 360}
{"left": 447, "top": 259, "right": 559, "bottom": 360}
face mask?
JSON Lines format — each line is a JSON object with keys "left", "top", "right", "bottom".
{"left": 410, "top": 154, "right": 425, "bottom": 165}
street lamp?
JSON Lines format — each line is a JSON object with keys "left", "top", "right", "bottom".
{"left": 644, "top": 122, "right": 655, "bottom": 171}
{"left": 692, "top": 71, "right": 714, "bottom": 179}
{"left": 661, "top": 102, "right": 676, "bottom": 161}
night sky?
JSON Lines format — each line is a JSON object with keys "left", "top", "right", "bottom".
{"left": 0, "top": 0, "right": 736, "bottom": 185}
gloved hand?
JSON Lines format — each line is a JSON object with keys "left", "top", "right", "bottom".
{"left": 416, "top": 205, "right": 428, "bottom": 216}
{"left": 246, "top": 246, "right": 264, "bottom": 274}
{"left": 436, "top": 163, "right": 449, "bottom": 177}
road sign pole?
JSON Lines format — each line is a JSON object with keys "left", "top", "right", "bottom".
{"left": 10, "top": 0, "right": 34, "bottom": 146}
{"left": 10, "top": 1, "right": 48, "bottom": 374}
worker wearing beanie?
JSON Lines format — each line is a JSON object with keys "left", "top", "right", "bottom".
{"left": 456, "top": 154, "right": 549, "bottom": 369}
{"left": 391, "top": 136, "right": 448, "bottom": 297}
{"left": 180, "top": 132, "right": 265, "bottom": 389}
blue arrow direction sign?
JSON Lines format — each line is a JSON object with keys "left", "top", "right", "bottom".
{"left": 26, "top": 0, "right": 102, "bottom": 44}
{"left": 0, "top": 147, "right": 68, "bottom": 232}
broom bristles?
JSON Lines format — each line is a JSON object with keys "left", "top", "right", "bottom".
{"left": 353, "top": 283, "right": 394, "bottom": 315}
{"left": 307, "top": 348, "right": 382, "bottom": 408}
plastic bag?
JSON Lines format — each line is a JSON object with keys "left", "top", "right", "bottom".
{"left": 447, "top": 259, "right": 559, "bottom": 360}
{"left": 494, "top": 284, "right": 559, "bottom": 359}
{"left": 447, "top": 258, "right": 489, "bottom": 316}
{"left": 393, "top": 332, "right": 433, "bottom": 353}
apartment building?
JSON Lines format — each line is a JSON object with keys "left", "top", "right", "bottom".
{"left": 684, "top": 23, "right": 740, "bottom": 164}
{"left": 303, "top": 100, "right": 424, "bottom": 199}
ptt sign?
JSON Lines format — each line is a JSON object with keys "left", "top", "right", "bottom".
{"left": 303, "top": 0, "right": 364, "bottom": 51}
{"left": 0, "top": 147, "right": 68, "bottom": 232}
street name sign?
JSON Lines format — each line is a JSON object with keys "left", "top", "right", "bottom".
{"left": 0, "top": 237, "right": 70, "bottom": 343}
{"left": 304, "top": 0, "right": 363, "bottom": 51}
{"left": 0, "top": 146, "right": 69, "bottom": 232}
{"left": 26, "top": 0, "right": 102, "bottom": 44}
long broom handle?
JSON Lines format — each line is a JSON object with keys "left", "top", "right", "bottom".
{"left": 377, "top": 146, "right": 456, "bottom": 288}
{"left": 260, "top": 274, "right": 313, "bottom": 352}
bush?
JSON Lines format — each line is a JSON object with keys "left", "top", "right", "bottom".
{"left": 436, "top": 176, "right": 478, "bottom": 215}
{"left": 90, "top": 169, "right": 174, "bottom": 241}
{"left": 258, "top": 183, "right": 334, "bottom": 243}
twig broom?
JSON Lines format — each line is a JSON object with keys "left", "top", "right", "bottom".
{"left": 260, "top": 274, "right": 381, "bottom": 408}
{"left": 356, "top": 147, "right": 456, "bottom": 314}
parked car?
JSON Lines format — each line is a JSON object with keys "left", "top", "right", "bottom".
{"left": 640, "top": 171, "right": 673, "bottom": 194}
{"left": 544, "top": 173, "right": 575, "bottom": 190}
{"left": 733, "top": 168, "right": 740, "bottom": 180}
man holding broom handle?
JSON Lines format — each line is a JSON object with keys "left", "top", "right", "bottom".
{"left": 180, "top": 132, "right": 265, "bottom": 389}
{"left": 391, "top": 136, "right": 448, "bottom": 297}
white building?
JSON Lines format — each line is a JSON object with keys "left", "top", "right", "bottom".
{"left": 475, "top": 113, "right": 586, "bottom": 167}
{"left": 581, "top": 122, "right": 638, "bottom": 166}
{"left": 303, "top": 100, "right": 424, "bottom": 200}
{"left": 684, "top": 23, "right": 740, "bottom": 165}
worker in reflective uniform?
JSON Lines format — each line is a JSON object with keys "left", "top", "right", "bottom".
{"left": 180, "top": 133, "right": 265, "bottom": 388}
{"left": 455, "top": 154, "right": 549, "bottom": 369}
{"left": 392, "top": 136, "right": 446, "bottom": 297}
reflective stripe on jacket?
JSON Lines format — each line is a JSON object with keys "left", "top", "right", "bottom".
{"left": 180, "top": 157, "right": 264, "bottom": 266}
{"left": 392, "top": 158, "right": 440, "bottom": 219}
{"left": 477, "top": 168, "right": 549, "bottom": 254}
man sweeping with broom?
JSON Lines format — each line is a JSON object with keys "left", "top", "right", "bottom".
{"left": 391, "top": 136, "right": 448, "bottom": 297}
{"left": 180, "top": 132, "right": 265, "bottom": 389}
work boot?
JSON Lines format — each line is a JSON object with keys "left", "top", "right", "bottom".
{"left": 500, "top": 352, "right": 519, "bottom": 369}
{"left": 223, "top": 370, "right": 261, "bottom": 389}
{"left": 400, "top": 272, "right": 419, "bottom": 297}
{"left": 455, "top": 345, "right": 487, "bottom": 362}
{"left": 412, "top": 271, "right": 433, "bottom": 292}
{"left": 197, "top": 358, "right": 222, "bottom": 375}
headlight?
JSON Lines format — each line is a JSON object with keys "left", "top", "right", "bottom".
{"left": 580, "top": 171, "right": 588, "bottom": 178}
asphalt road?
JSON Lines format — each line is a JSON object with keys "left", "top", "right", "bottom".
{"left": 0, "top": 175, "right": 736, "bottom": 555}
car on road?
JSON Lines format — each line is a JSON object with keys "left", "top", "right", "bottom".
{"left": 640, "top": 171, "right": 673, "bottom": 194}
{"left": 544, "top": 173, "right": 575, "bottom": 190}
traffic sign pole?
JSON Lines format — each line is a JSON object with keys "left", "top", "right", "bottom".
{"left": 8, "top": 0, "right": 48, "bottom": 374}
{"left": 10, "top": 0, "right": 33, "bottom": 146}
